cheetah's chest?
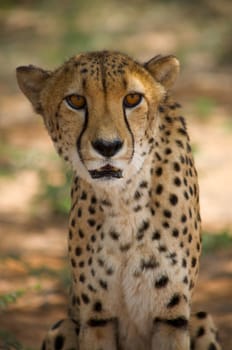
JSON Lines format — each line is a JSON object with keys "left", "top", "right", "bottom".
{"left": 97, "top": 211, "right": 188, "bottom": 322}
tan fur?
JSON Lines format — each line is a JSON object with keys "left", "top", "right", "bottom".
{"left": 16, "top": 51, "right": 221, "bottom": 350}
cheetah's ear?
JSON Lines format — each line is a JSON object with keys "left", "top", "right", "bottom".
{"left": 144, "top": 55, "right": 180, "bottom": 89}
{"left": 16, "top": 65, "right": 51, "bottom": 114}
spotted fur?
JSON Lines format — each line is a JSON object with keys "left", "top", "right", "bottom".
{"left": 16, "top": 51, "right": 221, "bottom": 350}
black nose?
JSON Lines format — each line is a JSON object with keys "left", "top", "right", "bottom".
{"left": 91, "top": 139, "right": 123, "bottom": 157}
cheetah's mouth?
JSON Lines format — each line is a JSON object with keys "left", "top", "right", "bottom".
{"left": 89, "top": 164, "right": 123, "bottom": 180}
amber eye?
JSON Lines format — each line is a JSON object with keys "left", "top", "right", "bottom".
{"left": 65, "top": 94, "right": 86, "bottom": 110}
{"left": 123, "top": 93, "right": 143, "bottom": 108}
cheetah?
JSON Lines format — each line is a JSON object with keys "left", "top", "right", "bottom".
{"left": 16, "top": 51, "right": 221, "bottom": 350}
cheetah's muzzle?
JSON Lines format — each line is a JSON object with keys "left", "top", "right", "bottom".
{"left": 89, "top": 164, "right": 123, "bottom": 179}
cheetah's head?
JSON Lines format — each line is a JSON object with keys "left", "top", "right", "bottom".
{"left": 16, "top": 51, "right": 179, "bottom": 187}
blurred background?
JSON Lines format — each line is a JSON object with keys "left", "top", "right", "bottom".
{"left": 0, "top": 0, "right": 232, "bottom": 348}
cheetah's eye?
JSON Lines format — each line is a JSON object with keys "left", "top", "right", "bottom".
{"left": 65, "top": 94, "right": 86, "bottom": 110}
{"left": 123, "top": 93, "right": 143, "bottom": 109}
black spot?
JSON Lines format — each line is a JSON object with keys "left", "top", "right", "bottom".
{"left": 139, "top": 181, "right": 148, "bottom": 188}
{"left": 188, "top": 234, "right": 192, "bottom": 243}
{"left": 172, "top": 228, "right": 179, "bottom": 237}
{"left": 134, "top": 205, "right": 142, "bottom": 212}
{"left": 208, "top": 343, "right": 217, "bottom": 350}
{"left": 154, "top": 316, "right": 188, "bottom": 329}
{"left": 165, "top": 115, "right": 173, "bottom": 122}
{"left": 152, "top": 230, "right": 161, "bottom": 240}
{"left": 156, "top": 184, "right": 163, "bottom": 195}
{"left": 155, "top": 167, "right": 163, "bottom": 176}
{"left": 77, "top": 208, "right": 82, "bottom": 217}
{"left": 169, "top": 193, "right": 178, "bottom": 206}
{"left": 155, "top": 152, "right": 162, "bottom": 161}
{"left": 158, "top": 245, "right": 167, "bottom": 252}
{"left": 167, "top": 294, "right": 181, "bottom": 308}
{"left": 81, "top": 191, "right": 87, "bottom": 200}
{"left": 71, "top": 219, "right": 76, "bottom": 227}
{"left": 120, "top": 243, "right": 131, "bottom": 252}
{"left": 141, "top": 256, "right": 159, "bottom": 269}
{"left": 88, "top": 284, "right": 97, "bottom": 293}
{"left": 98, "top": 258, "right": 104, "bottom": 267}
{"left": 79, "top": 261, "right": 85, "bottom": 268}
{"left": 78, "top": 229, "right": 84, "bottom": 238}
{"left": 81, "top": 293, "right": 90, "bottom": 304}
{"left": 173, "top": 162, "right": 181, "bottom": 172}
{"left": 183, "top": 276, "right": 188, "bottom": 284}
{"left": 101, "top": 199, "right": 112, "bottom": 207}
{"left": 183, "top": 227, "right": 188, "bottom": 235}
{"left": 182, "top": 258, "right": 187, "bottom": 268}
{"left": 134, "top": 190, "right": 142, "bottom": 200}
{"left": 54, "top": 335, "right": 65, "bottom": 350}
{"left": 165, "top": 317, "right": 188, "bottom": 329}
{"left": 88, "top": 219, "right": 96, "bottom": 227}
{"left": 80, "top": 68, "right": 88, "bottom": 74}
{"left": 79, "top": 274, "right": 85, "bottom": 283}
{"left": 87, "top": 319, "right": 110, "bottom": 327}
{"left": 91, "top": 234, "right": 96, "bottom": 242}
{"left": 178, "top": 127, "right": 187, "bottom": 136}
{"left": 51, "top": 319, "right": 64, "bottom": 330}
{"left": 191, "top": 257, "right": 197, "bottom": 268}
{"left": 197, "top": 326, "right": 205, "bottom": 337}
{"left": 176, "top": 140, "right": 184, "bottom": 148}
{"left": 93, "top": 301, "right": 102, "bottom": 312}
{"left": 165, "top": 147, "right": 172, "bottom": 155}
{"left": 91, "top": 196, "right": 97, "bottom": 204}
{"left": 150, "top": 207, "right": 156, "bottom": 216}
{"left": 163, "top": 209, "right": 172, "bottom": 218}
{"left": 75, "top": 246, "right": 82, "bottom": 256}
{"left": 69, "top": 229, "right": 73, "bottom": 239}
{"left": 155, "top": 275, "right": 169, "bottom": 288}
{"left": 137, "top": 220, "right": 150, "bottom": 240}
{"left": 184, "top": 191, "right": 189, "bottom": 200}
{"left": 75, "top": 325, "right": 80, "bottom": 336}
{"left": 163, "top": 221, "right": 170, "bottom": 229}
{"left": 71, "top": 258, "right": 76, "bottom": 267}
{"left": 41, "top": 340, "right": 46, "bottom": 350}
{"left": 109, "top": 230, "right": 119, "bottom": 240}
{"left": 174, "top": 177, "right": 181, "bottom": 186}
{"left": 99, "top": 279, "right": 108, "bottom": 290}
{"left": 181, "top": 214, "right": 187, "bottom": 223}
{"left": 88, "top": 206, "right": 96, "bottom": 214}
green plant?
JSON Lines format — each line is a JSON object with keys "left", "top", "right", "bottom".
{"left": 202, "top": 231, "right": 232, "bottom": 253}
{"left": 0, "top": 290, "right": 25, "bottom": 310}
{"left": 194, "top": 96, "right": 217, "bottom": 120}
{"left": 36, "top": 167, "right": 72, "bottom": 216}
{"left": 0, "top": 329, "right": 34, "bottom": 350}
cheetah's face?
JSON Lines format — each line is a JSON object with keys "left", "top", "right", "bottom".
{"left": 16, "top": 52, "right": 179, "bottom": 187}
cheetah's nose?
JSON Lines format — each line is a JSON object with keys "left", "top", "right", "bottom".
{"left": 91, "top": 139, "right": 123, "bottom": 158}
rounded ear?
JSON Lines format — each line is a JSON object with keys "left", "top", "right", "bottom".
{"left": 16, "top": 65, "right": 51, "bottom": 114}
{"left": 144, "top": 55, "right": 180, "bottom": 89}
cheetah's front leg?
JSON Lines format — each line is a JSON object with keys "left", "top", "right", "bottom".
{"left": 42, "top": 318, "right": 80, "bottom": 350}
{"left": 79, "top": 318, "right": 118, "bottom": 350}
{"left": 151, "top": 317, "right": 190, "bottom": 350}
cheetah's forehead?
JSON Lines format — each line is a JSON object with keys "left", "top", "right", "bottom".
{"left": 67, "top": 51, "right": 142, "bottom": 92}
